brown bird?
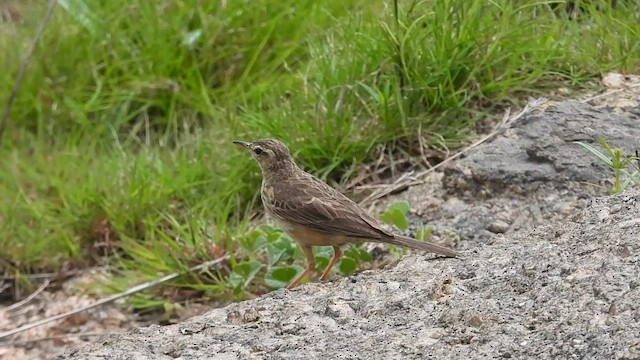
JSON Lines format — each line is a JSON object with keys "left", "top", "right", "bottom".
{"left": 234, "top": 138, "right": 460, "bottom": 289}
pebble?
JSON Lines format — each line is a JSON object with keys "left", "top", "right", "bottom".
{"left": 488, "top": 220, "right": 510, "bottom": 234}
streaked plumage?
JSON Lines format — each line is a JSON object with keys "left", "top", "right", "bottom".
{"left": 234, "top": 138, "right": 460, "bottom": 289}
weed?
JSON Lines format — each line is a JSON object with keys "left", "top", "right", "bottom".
{"left": 575, "top": 137, "right": 640, "bottom": 194}
{"left": 229, "top": 224, "right": 374, "bottom": 292}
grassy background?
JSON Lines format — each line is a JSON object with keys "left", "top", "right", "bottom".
{"left": 1, "top": 0, "right": 639, "bottom": 308}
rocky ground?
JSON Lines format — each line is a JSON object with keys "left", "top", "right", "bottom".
{"left": 1, "top": 74, "right": 638, "bottom": 360}
{"left": 51, "top": 76, "right": 640, "bottom": 360}
{"left": 61, "top": 191, "right": 640, "bottom": 360}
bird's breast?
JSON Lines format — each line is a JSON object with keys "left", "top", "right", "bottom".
{"left": 261, "top": 182, "right": 275, "bottom": 203}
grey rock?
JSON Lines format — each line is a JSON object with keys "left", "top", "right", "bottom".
{"left": 487, "top": 219, "right": 510, "bottom": 234}
{"left": 445, "top": 101, "right": 640, "bottom": 189}
{"left": 397, "top": 101, "right": 639, "bottom": 246}
{"left": 58, "top": 192, "right": 640, "bottom": 360}
{"left": 58, "top": 100, "right": 640, "bottom": 360}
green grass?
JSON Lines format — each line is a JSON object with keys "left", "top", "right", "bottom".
{"left": 1, "top": 0, "right": 639, "bottom": 309}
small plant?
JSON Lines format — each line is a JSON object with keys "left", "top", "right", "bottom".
{"left": 415, "top": 225, "right": 433, "bottom": 241}
{"left": 231, "top": 200, "right": 429, "bottom": 292}
{"left": 380, "top": 200, "right": 434, "bottom": 239}
{"left": 379, "top": 200, "right": 436, "bottom": 256}
{"left": 575, "top": 137, "right": 640, "bottom": 194}
{"left": 232, "top": 225, "right": 373, "bottom": 291}
{"left": 380, "top": 200, "right": 411, "bottom": 230}
{"left": 105, "top": 200, "right": 427, "bottom": 308}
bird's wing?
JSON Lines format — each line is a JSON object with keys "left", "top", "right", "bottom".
{"left": 267, "top": 174, "right": 393, "bottom": 240}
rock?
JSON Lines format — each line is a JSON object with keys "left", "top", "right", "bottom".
{"left": 446, "top": 100, "right": 640, "bottom": 188}
{"left": 487, "top": 219, "right": 510, "bottom": 234}
{"left": 58, "top": 191, "right": 640, "bottom": 360}
{"left": 395, "top": 100, "right": 639, "bottom": 245}
{"left": 57, "top": 100, "right": 640, "bottom": 359}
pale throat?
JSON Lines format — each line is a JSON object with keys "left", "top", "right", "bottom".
{"left": 259, "top": 158, "right": 298, "bottom": 179}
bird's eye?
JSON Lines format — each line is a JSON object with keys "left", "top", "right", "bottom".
{"left": 253, "top": 147, "right": 264, "bottom": 155}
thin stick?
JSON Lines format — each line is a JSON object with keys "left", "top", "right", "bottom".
{"left": 358, "top": 97, "right": 548, "bottom": 206}
{"left": 580, "top": 82, "right": 640, "bottom": 104}
{"left": 0, "top": 0, "right": 58, "bottom": 145}
{"left": 0, "top": 267, "right": 108, "bottom": 281}
{"left": 0, "top": 256, "right": 229, "bottom": 341}
{"left": 0, "top": 280, "right": 50, "bottom": 314}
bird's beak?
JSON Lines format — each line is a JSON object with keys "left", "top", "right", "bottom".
{"left": 233, "top": 140, "right": 252, "bottom": 150}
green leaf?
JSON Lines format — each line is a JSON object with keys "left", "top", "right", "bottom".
{"left": 264, "top": 233, "right": 298, "bottom": 265}
{"left": 274, "top": 236, "right": 297, "bottom": 254}
{"left": 265, "top": 244, "right": 287, "bottom": 266}
{"left": 597, "top": 136, "right": 614, "bottom": 155}
{"left": 624, "top": 168, "right": 640, "bottom": 187}
{"left": 387, "top": 200, "right": 410, "bottom": 214}
{"left": 575, "top": 141, "right": 613, "bottom": 166}
{"left": 357, "top": 81, "right": 383, "bottom": 104}
{"left": 315, "top": 254, "right": 330, "bottom": 271}
{"left": 264, "top": 265, "right": 304, "bottom": 289}
{"left": 357, "top": 247, "right": 372, "bottom": 262}
{"left": 338, "top": 257, "right": 357, "bottom": 275}
{"left": 314, "top": 247, "right": 333, "bottom": 273}
{"left": 379, "top": 200, "right": 411, "bottom": 230}
{"left": 380, "top": 208, "right": 409, "bottom": 230}
{"left": 266, "top": 229, "right": 283, "bottom": 242}
{"left": 58, "top": 0, "right": 100, "bottom": 34}
{"left": 260, "top": 224, "right": 278, "bottom": 234}
{"left": 345, "top": 246, "right": 372, "bottom": 262}
{"left": 163, "top": 302, "right": 176, "bottom": 318}
{"left": 243, "top": 230, "right": 267, "bottom": 252}
{"left": 228, "top": 260, "right": 262, "bottom": 291}
{"left": 314, "top": 246, "right": 334, "bottom": 258}
{"left": 416, "top": 226, "right": 432, "bottom": 241}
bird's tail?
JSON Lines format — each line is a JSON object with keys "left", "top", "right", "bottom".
{"left": 383, "top": 235, "right": 460, "bottom": 258}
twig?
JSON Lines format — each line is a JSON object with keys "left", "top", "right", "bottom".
{"left": 0, "top": 281, "right": 9, "bottom": 295}
{"left": 358, "top": 97, "right": 549, "bottom": 206}
{"left": 417, "top": 125, "right": 430, "bottom": 167}
{"left": 0, "top": 256, "right": 229, "bottom": 342}
{"left": 580, "top": 82, "right": 640, "bottom": 104}
{"left": 0, "top": 0, "right": 58, "bottom": 145}
{"left": 356, "top": 170, "right": 416, "bottom": 190}
{"left": 0, "top": 267, "right": 108, "bottom": 281}
{"left": 0, "top": 280, "right": 50, "bottom": 314}
{"left": 342, "top": 144, "right": 389, "bottom": 191}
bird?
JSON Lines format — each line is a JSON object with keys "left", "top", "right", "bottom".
{"left": 234, "top": 138, "right": 460, "bottom": 289}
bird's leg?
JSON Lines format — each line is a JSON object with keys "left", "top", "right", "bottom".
{"left": 320, "top": 246, "right": 342, "bottom": 281}
{"left": 287, "top": 245, "right": 316, "bottom": 289}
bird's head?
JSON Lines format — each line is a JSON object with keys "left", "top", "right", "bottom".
{"left": 233, "top": 138, "right": 296, "bottom": 174}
